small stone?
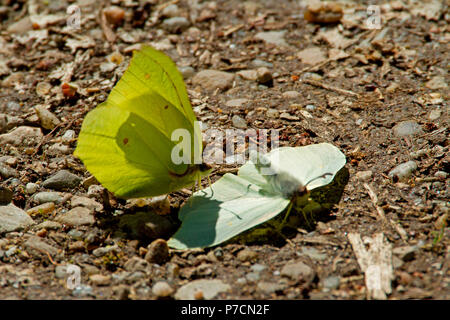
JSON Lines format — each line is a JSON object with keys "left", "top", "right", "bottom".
{"left": 232, "top": 115, "right": 247, "bottom": 129}
{"left": 192, "top": 70, "right": 235, "bottom": 91}
{"left": 7, "top": 16, "right": 33, "bottom": 33}
{"left": 304, "top": 2, "right": 343, "bottom": 24}
{"left": 62, "top": 130, "right": 76, "bottom": 142}
{"left": 25, "top": 183, "right": 38, "bottom": 195}
{"left": 92, "top": 245, "right": 120, "bottom": 257}
{"left": 35, "top": 82, "right": 52, "bottom": 96}
{"left": 34, "top": 220, "right": 62, "bottom": 231}
{"left": 282, "top": 91, "right": 301, "bottom": 99}
{"left": 42, "top": 170, "right": 82, "bottom": 190}
{"left": 0, "top": 126, "right": 43, "bottom": 147}
{"left": 250, "top": 264, "right": 267, "bottom": 273}
{"left": 225, "top": 99, "right": 248, "bottom": 108}
{"left": 425, "top": 76, "right": 447, "bottom": 90}
{"left": 72, "top": 285, "right": 93, "bottom": 298}
{"left": 281, "top": 261, "right": 315, "bottom": 282}
{"left": 68, "top": 241, "right": 85, "bottom": 252}
{"left": 103, "top": 6, "right": 125, "bottom": 26}
{"left": 145, "top": 239, "right": 170, "bottom": 265}
{"left": 33, "top": 192, "right": 63, "bottom": 204}
{"left": 393, "top": 121, "right": 423, "bottom": 137}
{"left": 0, "top": 186, "right": 13, "bottom": 205}
{"left": 299, "top": 247, "right": 327, "bottom": 261}
{"left": 266, "top": 108, "right": 280, "bottom": 119}
{"left": 245, "top": 272, "right": 260, "bottom": 282}
{"left": 100, "top": 62, "right": 116, "bottom": 73}
{"left": 178, "top": 66, "right": 195, "bottom": 79}
{"left": 46, "top": 143, "right": 72, "bottom": 156}
{"left": 71, "top": 196, "right": 103, "bottom": 212}
{"left": 434, "top": 171, "right": 448, "bottom": 179}
{"left": 152, "top": 281, "right": 174, "bottom": 298}
{"left": 55, "top": 265, "right": 70, "bottom": 279}
{"left": 123, "top": 257, "right": 150, "bottom": 273}
{"left": 257, "top": 281, "right": 286, "bottom": 295}
{"left": 256, "top": 67, "right": 272, "bottom": 84}
{"left": 237, "top": 249, "right": 258, "bottom": 262}
{"left": 174, "top": 279, "right": 230, "bottom": 300}
{"left": 322, "top": 275, "right": 340, "bottom": 290}
{"left": 161, "top": 4, "right": 180, "bottom": 18}
{"left": 250, "top": 59, "right": 273, "bottom": 68}
{"left": 356, "top": 170, "right": 373, "bottom": 182}
{"left": 255, "top": 30, "right": 287, "bottom": 47}
{"left": 389, "top": 161, "right": 417, "bottom": 182}
{"left": 297, "top": 47, "right": 327, "bottom": 65}
{"left": 34, "top": 105, "right": 61, "bottom": 130}
{"left": 280, "top": 112, "right": 300, "bottom": 121}
{"left": 55, "top": 207, "right": 95, "bottom": 227}
{"left": 26, "top": 202, "right": 55, "bottom": 217}
{"left": 237, "top": 69, "right": 258, "bottom": 81}
{"left": 162, "top": 17, "right": 191, "bottom": 33}
{"left": 428, "top": 109, "right": 441, "bottom": 120}
{"left": 0, "top": 204, "right": 35, "bottom": 233}
{"left": 24, "top": 236, "right": 58, "bottom": 257}
{"left": 90, "top": 274, "right": 111, "bottom": 286}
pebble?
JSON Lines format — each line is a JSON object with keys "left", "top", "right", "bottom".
{"left": 100, "top": 62, "right": 116, "bottom": 73}
{"left": 25, "top": 182, "right": 38, "bottom": 194}
{"left": 298, "top": 247, "right": 327, "bottom": 261}
{"left": 0, "top": 204, "right": 35, "bottom": 233}
{"left": 162, "top": 17, "right": 191, "bottom": 33}
{"left": 0, "top": 163, "right": 18, "bottom": 179}
{"left": 89, "top": 274, "right": 111, "bottom": 286}
{"left": 255, "top": 30, "right": 287, "bottom": 47}
{"left": 245, "top": 272, "right": 260, "bottom": 282}
{"left": 34, "top": 220, "right": 62, "bottom": 231}
{"left": 0, "top": 126, "right": 43, "bottom": 147}
{"left": 192, "top": 70, "right": 235, "bottom": 91}
{"left": 251, "top": 59, "right": 273, "bottom": 68}
{"left": 161, "top": 4, "right": 180, "bottom": 18}
{"left": 428, "top": 109, "right": 441, "bottom": 120}
{"left": 250, "top": 264, "right": 267, "bottom": 273}
{"left": 55, "top": 265, "right": 70, "bottom": 279}
{"left": 62, "top": 129, "right": 76, "bottom": 142}
{"left": 282, "top": 91, "right": 301, "bottom": 99}
{"left": 356, "top": 170, "right": 373, "bottom": 182}
{"left": 305, "top": 104, "right": 316, "bottom": 111}
{"left": 257, "top": 281, "right": 286, "bottom": 295}
{"left": 280, "top": 112, "right": 299, "bottom": 121}
{"left": 145, "top": 239, "right": 170, "bottom": 265}
{"left": 178, "top": 66, "right": 195, "bottom": 79}
{"left": 55, "top": 207, "right": 95, "bottom": 226}
{"left": 237, "top": 249, "right": 258, "bottom": 262}
{"left": 297, "top": 47, "right": 327, "bottom": 65}
{"left": 72, "top": 284, "right": 93, "bottom": 298}
{"left": 425, "top": 76, "right": 447, "bottom": 90}
{"left": 266, "top": 108, "right": 280, "bottom": 119}
{"left": 322, "top": 275, "right": 340, "bottom": 290}
{"left": 280, "top": 261, "right": 315, "bottom": 282}
{"left": 237, "top": 69, "right": 258, "bottom": 81}
{"left": 33, "top": 192, "right": 63, "bottom": 204}
{"left": 174, "top": 279, "right": 230, "bottom": 300}
{"left": 71, "top": 196, "right": 103, "bottom": 212}
{"left": 35, "top": 82, "right": 52, "bottom": 96}
{"left": 392, "top": 121, "right": 423, "bottom": 137}
{"left": 256, "top": 67, "right": 272, "bottom": 84}
{"left": 42, "top": 170, "right": 82, "bottom": 190}
{"left": 225, "top": 99, "right": 248, "bottom": 108}
{"left": 123, "top": 256, "right": 150, "bottom": 273}
{"left": 46, "top": 143, "right": 72, "bottom": 156}
{"left": 92, "top": 244, "right": 120, "bottom": 257}
{"left": 24, "top": 236, "right": 58, "bottom": 257}
{"left": 0, "top": 186, "right": 13, "bottom": 205}
{"left": 232, "top": 115, "right": 247, "bottom": 129}
{"left": 152, "top": 281, "right": 174, "bottom": 298}
{"left": 34, "top": 105, "right": 60, "bottom": 130}
{"left": 26, "top": 202, "right": 55, "bottom": 217}
{"left": 434, "top": 171, "right": 448, "bottom": 179}
{"left": 304, "top": 2, "right": 343, "bottom": 24}
{"left": 103, "top": 6, "right": 125, "bottom": 26}
{"left": 388, "top": 161, "right": 417, "bottom": 182}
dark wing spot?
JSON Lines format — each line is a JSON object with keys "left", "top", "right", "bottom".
{"left": 164, "top": 105, "right": 169, "bottom": 109}
{"left": 144, "top": 73, "right": 150, "bottom": 79}
{"left": 123, "top": 138, "right": 129, "bottom": 145}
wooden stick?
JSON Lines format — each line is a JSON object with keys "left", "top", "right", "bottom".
{"left": 302, "top": 79, "right": 359, "bottom": 98}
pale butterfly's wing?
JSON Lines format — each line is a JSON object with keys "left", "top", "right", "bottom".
{"left": 167, "top": 173, "right": 290, "bottom": 249}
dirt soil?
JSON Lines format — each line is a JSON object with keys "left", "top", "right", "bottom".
{"left": 0, "top": 0, "right": 448, "bottom": 300}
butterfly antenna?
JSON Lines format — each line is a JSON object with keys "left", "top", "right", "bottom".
{"left": 304, "top": 172, "right": 333, "bottom": 188}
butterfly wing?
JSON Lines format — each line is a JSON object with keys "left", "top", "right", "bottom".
{"left": 167, "top": 173, "right": 290, "bottom": 249}
{"left": 74, "top": 46, "right": 203, "bottom": 198}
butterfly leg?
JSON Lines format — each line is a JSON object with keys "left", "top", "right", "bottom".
{"left": 276, "top": 200, "right": 294, "bottom": 232}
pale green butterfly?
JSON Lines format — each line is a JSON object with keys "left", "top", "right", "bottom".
{"left": 168, "top": 143, "right": 346, "bottom": 249}
{"left": 74, "top": 45, "right": 211, "bottom": 199}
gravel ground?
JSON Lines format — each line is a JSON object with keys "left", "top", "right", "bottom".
{"left": 0, "top": 0, "right": 448, "bottom": 300}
